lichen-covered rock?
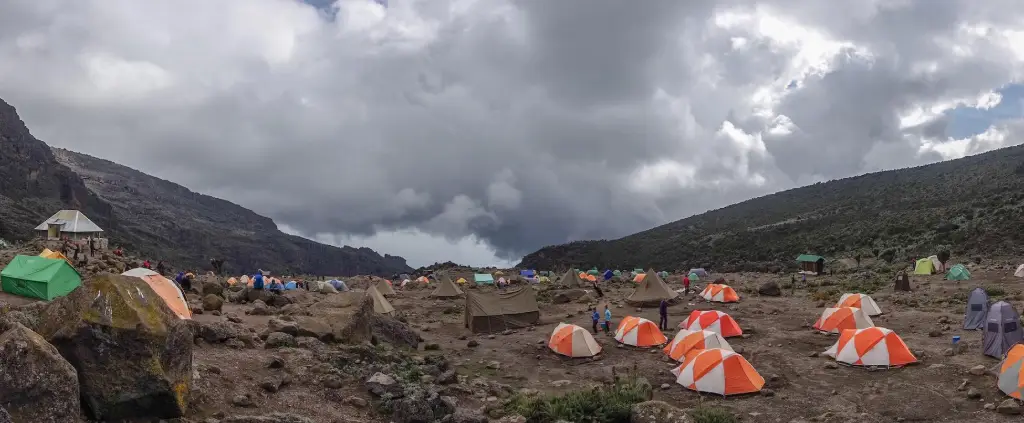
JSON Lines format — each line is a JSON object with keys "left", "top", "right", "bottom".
{"left": 36, "top": 273, "right": 192, "bottom": 421}
{"left": 0, "top": 323, "right": 80, "bottom": 422}
{"left": 630, "top": 400, "right": 693, "bottom": 423}
{"left": 201, "top": 280, "right": 225, "bottom": 297}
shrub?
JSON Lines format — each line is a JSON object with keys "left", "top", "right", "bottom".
{"left": 986, "top": 287, "right": 1006, "bottom": 297}
{"left": 504, "top": 373, "right": 652, "bottom": 423}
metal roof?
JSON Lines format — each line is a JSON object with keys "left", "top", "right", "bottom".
{"left": 34, "top": 210, "right": 104, "bottom": 233}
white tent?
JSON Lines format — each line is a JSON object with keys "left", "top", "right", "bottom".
{"left": 1015, "top": 264, "right": 1024, "bottom": 278}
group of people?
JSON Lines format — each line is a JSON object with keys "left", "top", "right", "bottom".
{"left": 590, "top": 305, "right": 614, "bottom": 334}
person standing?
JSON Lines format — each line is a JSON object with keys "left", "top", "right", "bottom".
{"left": 658, "top": 299, "right": 669, "bottom": 331}
{"left": 88, "top": 236, "right": 96, "bottom": 257}
{"left": 682, "top": 274, "right": 690, "bottom": 294}
{"left": 591, "top": 308, "right": 600, "bottom": 334}
{"left": 603, "top": 305, "right": 613, "bottom": 334}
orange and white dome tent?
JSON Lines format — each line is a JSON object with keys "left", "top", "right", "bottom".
{"left": 614, "top": 316, "right": 668, "bottom": 347}
{"left": 998, "top": 344, "right": 1024, "bottom": 399}
{"left": 549, "top": 323, "right": 602, "bottom": 358}
{"left": 121, "top": 268, "right": 192, "bottom": 319}
{"left": 835, "top": 293, "right": 882, "bottom": 316}
{"left": 823, "top": 327, "right": 917, "bottom": 367}
{"left": 682, "top": 310, "right": 743, "bottom": 338}
{"left": 240, "top": 275, "right": 251, "bottom": 286}
{"left": 813, "top": 307, "right": 875, "bottom": 334}
{"left": 699, "top": 284, "right": 740, "bottom": 303}
{"left": 226, "top": 277, "right": 238, "bottom": 286}
{"left": 670, "top": 348, "right": 764, "bottom": 396}
{"left": 664, "top": 329, "right": 732, "bottom": 362}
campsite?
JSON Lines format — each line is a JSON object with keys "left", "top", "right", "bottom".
{"left": 4, "top": 237, "right": 1024, "bottom": 422}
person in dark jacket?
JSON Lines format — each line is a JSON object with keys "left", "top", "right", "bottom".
{"left": 658, "top": 299, "right": 669, "bottom": 331}
{"left": 591, "top": 308, "right": 600, "bottom": 334}
{"left": 156, "top": 261, "right": 167, "bottom": 276}
{"left": 88, "top": 237, "right": 96, "bottom": 257}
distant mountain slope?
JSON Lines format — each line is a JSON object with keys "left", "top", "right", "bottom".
{"left": 0, "top": 98, "right": 113, "bottom": 242}
{"left": 53, "top": 148, "right": 412, "bottom": 276}
{"left": 0, "top": 96, "right": 410, "bottom": 276}
{"left": 519, "top": 144, "right": 1024, "bottom": 271}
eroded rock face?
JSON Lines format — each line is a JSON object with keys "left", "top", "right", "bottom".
{"left": 0, "top": 323, "right": 81, "bottom": 422}
{"left": 36, "top": 273, "right": 193, "bottom": 421}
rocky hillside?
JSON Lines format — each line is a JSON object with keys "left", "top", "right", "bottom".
{"left": 0, "top": 98, "right": 113, "bottom": 241}
{"left": 0, "top": 96, "right": 410, "bottom": 276}
{"left": 520, "top": 144, "right": 1024, "bottom": 272}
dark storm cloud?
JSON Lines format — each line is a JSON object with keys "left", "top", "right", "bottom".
{"left": 0, "top": 0, "right": 1022, "bottom": 265}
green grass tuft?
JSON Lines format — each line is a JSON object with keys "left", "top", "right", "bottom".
{"left": 503, "top": 373, "right": 652, "bottom": 423}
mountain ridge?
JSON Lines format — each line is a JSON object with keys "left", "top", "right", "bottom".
{"left": 0, "top": 95, "right": 411, "bottom": 276}
{"left": 519, "top": 143, "right": 1024, "bottom": 271}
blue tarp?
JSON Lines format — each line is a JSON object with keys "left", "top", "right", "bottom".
{"left": 603, "top": 270, "right": 614, "bottom": 280}
{"left": 520, "top": 269, "right": 536, "bottom": 277}
{"left": 284, "top": 281, "right": 297, "bottom": 290}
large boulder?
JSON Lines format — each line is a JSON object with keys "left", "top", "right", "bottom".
{"left": 630, "top": 401, "right": 693, "bottom": 423}
{"left": 0, "top": 323, "right": 81, "bottom": 422}
{"left": 35, "top": 273, "right": 193, "bottom": 421}
{"left": 203, "top": 294, "right": 224, "bottom": 312}
{"left": 202, "top": 281, "right": 225, "bottom": 297}
{"left": 757, "top": 281, "right": 781, "bottom": 297}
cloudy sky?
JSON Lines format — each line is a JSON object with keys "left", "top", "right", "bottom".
{"left": 1, "top": 0, "right": 1023, "bottom": 268}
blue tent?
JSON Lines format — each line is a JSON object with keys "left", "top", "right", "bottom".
{"left": 520, "top": 269, "right": 536, "bottom": 278}
{"left": 284, "top": 281, "right": 297, "bottom": 290}
{"left": 328, "top": 279, "right": 348, "bottom": 291}
{"left": 603, "top": 270, "right": 614, "bottom": 280}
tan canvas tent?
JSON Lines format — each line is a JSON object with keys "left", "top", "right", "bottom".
{"left": 375, "top": 278, "right": 396, "bottom": 296}
{"left": 368, "top": 285, "right": 396, "bottom": 316}
{"left": 465, "top": 287, "right": 540, "bottom": 333}
{"left": 431, "top": 276, "right": 464, "bottom": 298}
{"left": 626, "top": 268, "right": 679, "bottom": 307}
{"left": 556, "top": 269, "right": 585, "bottom": 288}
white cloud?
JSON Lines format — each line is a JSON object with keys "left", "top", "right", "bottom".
{"left": 0, "top": 0, "right": 1023, "bottom": 265}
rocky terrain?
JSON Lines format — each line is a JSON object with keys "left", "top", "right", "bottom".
{"left": 0, "top": 96, "right": 410, "bottom": 276}
{"left": 1, "top": 251, "right": 1022, "bottom": 422}
{"left": 520, "top": 144, "right": 1024, "bottom": 273}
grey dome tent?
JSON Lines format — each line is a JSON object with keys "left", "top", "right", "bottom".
{"left": 963, "top": 287, "right": 990, "bottom": 330}
{"left": 983, "top": 301, "right": 1024, "bottom": 358}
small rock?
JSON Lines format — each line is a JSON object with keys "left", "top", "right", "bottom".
{"left": 226, "top": 314, "right": 244, "bottom": 324}
{"left": 998, "top": 399, "right": 1021, "bottom": 414}
{"left": 984, "top": 403, "right": 996, "bottom": 410}
{"left": 942, "top": 348, "right": 954, "bottom": 356}
{"left": 260, "top": 376, "right": 283, "bottom": 393}
{"left": 265, "top": 332, "right": 296, "bottom": 348}
{"left": 550, "top": 380, "right": 572, "bottom": 387}
{"left": 467, "top": 340, "right": 480, "bottom": 348}
{"left": 807, "top": 351, "right": 818, "bottom": 358}
{"left": 486, "top": 361, "right": 501, "bottom": 370}
{"left": 824, "top": 362, "right": 838, "bottom": 369}
{"left": 231, "top": 394, "right": 255, "bottom": 408}
{"left": 957, "top": 379, "right": 969, "bottom": 391}
{"left": 266, "top": 356, "right": 285, "bottom": 369}
{"left": 761, "top": 388, "right": 775, "bottom": 397}
{"left": 928, "top": 330, "right": 942, "bottom": 338}
{"left": 967, "top": 388, "right": 981, "bottom": 399}
{"left": 342, "top": 396, "right": 368, "bottom": 409}
{"left": 365, "top": 372, "right": 400, "bottom": 397}
{"left": 424, "top": 343, "right": 441, "bottom": 351}
{"left": 970, "top": 365, "right": 986, "bottom": 376}
{"left": 323, "top": 375, "right": 344, "bottom": 389}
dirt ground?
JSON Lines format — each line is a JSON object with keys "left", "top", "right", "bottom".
{"left": 10, "top": 264, "right": 1024, "bottom": 422}
{"left": 384, "top": 266, "right": 1024, "bottom": 423}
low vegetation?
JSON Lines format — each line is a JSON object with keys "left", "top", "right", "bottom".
{"left": 504, "top": 374, "right": 652, "bottom": 423}
{"left": 690, "top": 406, "right": 739, "bottom": 423}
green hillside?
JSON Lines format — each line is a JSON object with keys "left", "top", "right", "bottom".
{"left": 519, "top": 144, "right": 1024, "bottom": 272}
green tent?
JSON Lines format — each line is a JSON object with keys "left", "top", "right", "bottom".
{"left": 658, "top": 271, "right": 669, "bottom": 278}
{"left": 946, "top": 264, "right": 971, "bottom": 281}
{"left": 1, "top": 255, "right": 81, "bottom": 301}
{"left": 473, "top": 273, "right": 495, "bottom": 285}
{"left": 688, "top": 272, "right": 700, "bottom": 281}
{"left": 586, "top": 268, "right": 599, "bottom": 275}
{"left": 612, "top": 270, "right": 622, "bottom": 276}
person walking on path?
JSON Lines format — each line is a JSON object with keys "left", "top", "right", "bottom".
{"left": 591, "top": 308, "right": 600, "bottom": 334}
{"left": 658, "top": 299, "right": 669, "bottom": 331}
{"left": 682, "top": 275, "right": 690, "bottom": 294}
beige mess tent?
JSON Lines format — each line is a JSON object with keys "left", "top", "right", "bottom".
{"left": 430, "top": 276, "right": 464, "bottom": 298}
{"left": 367, "top": 285, "right": 395, "bottom": 316}
{"left": 556, "top": 269, "right": 586, "bottom": 288}
{"left": 465, "top": 287, "right": 540, "bottom": 333}
{"left": 626, "top": 268, "right": 679, "bottom": 307}
{"left": 375, "top": 278, "right": 396, "bottom": 296}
